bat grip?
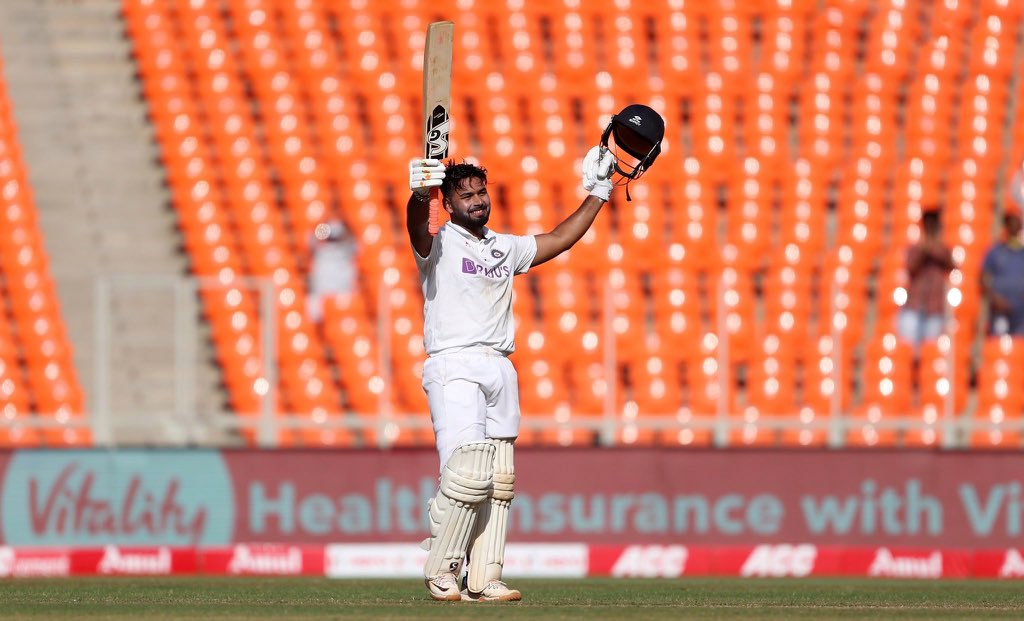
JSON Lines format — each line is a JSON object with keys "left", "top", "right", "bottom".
{"left": 428, "top": 188, "right": 440, "bottom": 236}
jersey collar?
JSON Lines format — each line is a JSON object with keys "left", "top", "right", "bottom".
{"left": 447, "top": 221, "right": 495, "bottom": 243}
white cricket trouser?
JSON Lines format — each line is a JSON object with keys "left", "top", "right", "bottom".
{"left": 421, "top": 351, "right": 521, "bottom": 470}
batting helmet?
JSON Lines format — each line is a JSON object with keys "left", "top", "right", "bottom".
{"left": 600, "top": 103, "right": 665, "bottom": 182}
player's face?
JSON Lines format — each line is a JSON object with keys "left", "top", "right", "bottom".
{"left": 444, "top": 177, "right": 491, "bottom": 231}
{"left": 1007, "top": 214, "right": 1023, "bottom": 238}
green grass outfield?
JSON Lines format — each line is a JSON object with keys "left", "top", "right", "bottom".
{"left": 3, "top": 577, "right": 1023, "bottom": 620}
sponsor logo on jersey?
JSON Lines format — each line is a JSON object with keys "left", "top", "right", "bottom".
{"left": 461, "top": 258, "right": 510, "bottom": 279}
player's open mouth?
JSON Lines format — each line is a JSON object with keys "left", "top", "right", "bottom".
{"left": 469, "top": 206, "right": 485, "bottom": 215}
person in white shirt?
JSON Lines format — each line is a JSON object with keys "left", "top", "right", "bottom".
{"left": 407, "top": 104, "right": 664, "bottom": 603}
{"left": 407, "top": 151, "right": 612, "bottom": 602}
{"left": 307, "top": 219, "right": 357, "bottom": 323}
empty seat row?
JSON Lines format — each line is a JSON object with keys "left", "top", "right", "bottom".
{"left": 115, "top": 0, "right": 1024, "bottom": 448}
{"left": 0, "top": 53, "right": 89, "bottom": 446}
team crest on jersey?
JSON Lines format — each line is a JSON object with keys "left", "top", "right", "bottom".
{"left": 491, "top": 249, "right": 505, "bottom": 259}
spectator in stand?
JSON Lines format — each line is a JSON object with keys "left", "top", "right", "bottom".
{"left": 898, "top": 207, "right": 955, "bottom": 349}
{"left": 307, "top": 218, "right": 357, "bottom": 323}
{"left": 981, "top": 202, "right": 1024, "bottom": 336}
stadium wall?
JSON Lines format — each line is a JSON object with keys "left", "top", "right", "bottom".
{"left": 0, "top": 448, "right": 1022, "bottom": 579}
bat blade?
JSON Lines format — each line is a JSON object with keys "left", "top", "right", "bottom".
{"left": 423, "top": 21, "right": 454, "bottom": 159}
{"left": 423, "top": 21, "right": 454, "bottom": 235}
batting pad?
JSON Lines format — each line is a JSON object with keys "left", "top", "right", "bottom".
{"left": 467, "top": 438, "right": 515, "bottom": 592}
{"left": 423, "top": 441, "right": 496, "bottom": 579}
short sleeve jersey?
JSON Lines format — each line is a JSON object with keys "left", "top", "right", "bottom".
{"left": 904, "top": 242, "right": 953, "bottom": 315}
{"left": 414, "top": 222, "right": 538, "bottom": 356}
{"left": 982, "top": 242, "right": 1024, "bottom": 324}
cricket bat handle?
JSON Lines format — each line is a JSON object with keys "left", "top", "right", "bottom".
{"left": 428, "top": 187, "right": 441, "bottom": 235}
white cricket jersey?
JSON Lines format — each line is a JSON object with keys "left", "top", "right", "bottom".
{"left": 414, "top": 221, "right": 537, "bottom": 356}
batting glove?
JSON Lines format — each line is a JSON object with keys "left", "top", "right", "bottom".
{"left": 410, "top": 158, "right": 445, "bottom": 196}
{"left": 581, "top": 146, "right": 614, "bottom": 201}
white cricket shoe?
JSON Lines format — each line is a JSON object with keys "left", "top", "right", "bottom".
{"left": 425, "top": 572, "right": 462, "bottom": 601}
{"left": 461, "top": 580, "right": 522, "bottom": 602}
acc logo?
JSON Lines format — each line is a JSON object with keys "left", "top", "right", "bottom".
{"left": 611, "top": 545, "right": 687, "bottom": 578}
{"left": 741, "top": 544, "right": 817, "bottom": 577}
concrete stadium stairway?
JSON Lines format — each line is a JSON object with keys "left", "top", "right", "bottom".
{"left": 0, "top": 0, "right": 232, "bottom": 445}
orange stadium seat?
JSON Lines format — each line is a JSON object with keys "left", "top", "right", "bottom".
{"left": 670, "top": 332, "right": 726, "bottom": 446}
{"left": 742, "top": 73, "right": 792, "bottom": 165}
{"left": 650, "top": 4, "right": 699, "bottom": 94}
{"left": 704, "top": 7, "right": 753, "bottom": 79}
{"left": 796, "top": 72, "right": 847, "bottom": 168}
{"left": 0, "top": 50, "right": 88, "bottom": 446}
{"left": 970, "top": 336, "right": 1024, "bottom": 449}
{"left": 797, "top": 334, "right": 848, "bottom": 441}
{"left": 111, "top": 0, "right": 1024, "bottom": 449}
{"left": 846, "top": 333, "right": 914, "bottom": 448}
{"left": 725, "top": 157, "right": 777, "bottom": 256}
{"left": 807, "top": 6, "right": 859, "bottom": 78}
{"left": 863, "top": 5, "right": 917, "bottom": 80}
{"left": 705, "top": 265, "right": 756, "bottom": 364}
{"left": 734, "top": 337, "right": 799, "bottom": 447}
{"left": 128, "top": 0, "right": 357, "bottom": 445}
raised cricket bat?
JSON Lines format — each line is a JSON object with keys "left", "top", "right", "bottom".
{"left": 422, "top": 21, "right": 454, "bottom": 235}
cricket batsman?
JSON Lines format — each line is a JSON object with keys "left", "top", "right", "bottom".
{"left": 406, "top": 105, "right": 664, "bottom": 602}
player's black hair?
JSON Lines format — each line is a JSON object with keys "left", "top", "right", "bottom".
{"left": 440, "top": 161, "right": 487, "bottom": 200}
{"left": 921, "top": 207, "right": 941, "bottom": 234}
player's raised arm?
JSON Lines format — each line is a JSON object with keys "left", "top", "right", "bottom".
{"left": 532, "top": 147, "right": 614, "bottom": 267}
{"left": 407, "top": 158, "right": 446, "bottom": 258}
{"left": 533, "top": 104, "right": 665, "bottom": 266}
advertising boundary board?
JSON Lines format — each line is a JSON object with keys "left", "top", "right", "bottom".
{"left": 1, "top": 544, "right": 1023, "bottom": 579}
{"left": 1, "top": 447, "right": 1023, "bottom": 553}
